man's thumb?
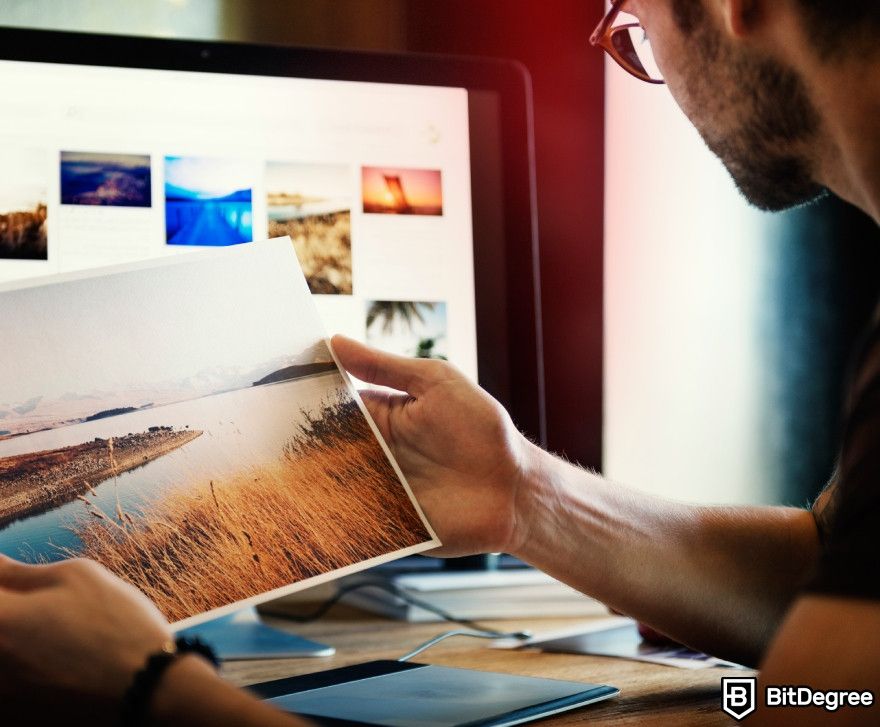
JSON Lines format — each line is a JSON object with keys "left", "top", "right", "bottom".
{"left": 330, "top": 335, "right": 432, "bottom": 395}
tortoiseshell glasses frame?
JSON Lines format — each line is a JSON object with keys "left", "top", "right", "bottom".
{"left": 590, "top": 0, "right": 665, "bottom": 85}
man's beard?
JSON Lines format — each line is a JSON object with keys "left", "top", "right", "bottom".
{"left": 674, "top": 1, "right": 827, "bottom": 212}
{"left": 700, "top": 59, "right": 827, "bottom": 212}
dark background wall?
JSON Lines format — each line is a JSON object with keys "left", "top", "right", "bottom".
{"left": 222, "top": 0, "right": 607, "bottom": 467}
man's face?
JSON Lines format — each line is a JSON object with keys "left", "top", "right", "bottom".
{"left": 630, "top": 0, "right": 826, "bottom": 212}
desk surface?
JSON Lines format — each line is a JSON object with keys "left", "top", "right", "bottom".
{"left": 223, "top": 605, "right": 740, "bottom": 725}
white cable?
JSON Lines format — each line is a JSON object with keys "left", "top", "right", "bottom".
{"left": 398, "top": 628, "right": 532, "bottom": 662}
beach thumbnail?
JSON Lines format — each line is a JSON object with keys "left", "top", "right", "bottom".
{"left": 165, "top": 156, "right": 253, "bottom": 246}
{"left": 0, "top": 241, "right": 435, "bottom": 626}
{"left": 0, "top": 147, "right": 48, "bottom": 261}
{"left": 366, "top": 300, "right": 448, "bottom": 360}
{"left": 61, "top": 152, "right": 152, "bottom": 207}
{"left": 362, "top": 166, "right": 443, "bottom": 216}
{"left": 267, "top": 162, "right": 352, "bottom": 295}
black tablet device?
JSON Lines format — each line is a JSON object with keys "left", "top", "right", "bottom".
{"left": 248, "top": 660, "right": 618, "bottom": 726}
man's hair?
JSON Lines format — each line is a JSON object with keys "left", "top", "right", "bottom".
{"left": 797, "top": 0, "right": 880, "bottom": 57}
{"left": 674, "top": 0, "right": 880, "bottom": 59}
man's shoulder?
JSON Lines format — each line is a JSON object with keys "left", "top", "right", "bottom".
{"left": 808, "top": 312, "right": 880, "bottom": 600}
{"left": 755, "top": 594, "right": 880, "bottom": 726}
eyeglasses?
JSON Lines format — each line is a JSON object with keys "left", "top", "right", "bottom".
{"left": 590, "top": 0, "right": 665, "bottom": 85}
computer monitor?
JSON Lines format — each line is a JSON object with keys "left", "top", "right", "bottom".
{"left": 0, "top": 27, "right": 545, "bottom": 450}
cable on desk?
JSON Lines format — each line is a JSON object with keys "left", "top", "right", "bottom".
{"left": 397, "top": 629, "right": 531, "bottom": 662}
{"left": 279, "top": 576, "right": 525, "bottom": 637}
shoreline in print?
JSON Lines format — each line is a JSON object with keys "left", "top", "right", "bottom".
{"left": 0, "top": 427, "right": 201, "bottom": 529}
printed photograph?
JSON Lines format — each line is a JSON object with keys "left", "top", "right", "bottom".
{"left": 362, "top": 166, "right": 443, "bottom": 216}
{"left": 0, "top": 241, "right": 435, "bottom": 625}
{"left": 60, "top": 152, "right": 152, "bottom": 207}
{"left": 366, "top": 301, "right": 448, "bottom": 360}
{"left": 165, "top": 156, "right": 253, "bottom": 246}
{"left": 266, "top": 162, "right": 352, "bottom": 295}
{"left": 0, "top": 147, "right": 48, "bottom": 261}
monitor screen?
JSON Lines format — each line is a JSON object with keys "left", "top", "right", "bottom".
{"left": 0, "top": 58, "right": 479, "bottom": 380}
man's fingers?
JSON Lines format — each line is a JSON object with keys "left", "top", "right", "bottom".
{"left": 0, "top": 555, "right": 60, "bottom": 593}
{"left": 331, "top": 335, "right": 435, "bottom": 396}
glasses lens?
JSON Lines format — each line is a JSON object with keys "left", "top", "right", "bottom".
{"left": 610, "top": 26, "right": 663, "bottom": 82}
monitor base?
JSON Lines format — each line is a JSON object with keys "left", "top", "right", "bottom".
{"left": 175, "top": 606, "right": 335, "bottom": 660}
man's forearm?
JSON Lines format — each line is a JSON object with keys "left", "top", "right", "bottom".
{"left": 512, "top": 442, "right": 820, "bottom": 667}
{"left": 151, "top": 656, "right": 311, "bottom": 727}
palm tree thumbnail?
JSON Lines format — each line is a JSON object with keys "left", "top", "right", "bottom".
{"left": 366, "top": 301, "right": 436, "bottom": 333}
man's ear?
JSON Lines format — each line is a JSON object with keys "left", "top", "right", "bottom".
{"left": 719, "top": 0, "right": 763, "bottom": 39}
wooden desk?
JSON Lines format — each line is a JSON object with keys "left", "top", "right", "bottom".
{"left": 223, "top": 605, "right": 741, "bottom": 725}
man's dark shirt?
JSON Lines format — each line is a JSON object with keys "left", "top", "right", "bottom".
{"left": 810, "top": 308, "right": 880, "bottom": 600}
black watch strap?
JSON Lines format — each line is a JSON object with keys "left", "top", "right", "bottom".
{"left": 119, "top": 636, "right": 219, "bottom": 727}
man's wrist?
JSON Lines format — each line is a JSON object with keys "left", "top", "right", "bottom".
{"left": 148, "top": 653, "right": 224, "bottom": 726}
{"left": 148, "top": 653, "right": 308, "bottom": 727}
{"left": 508, "top": 440, "right": 564, "bottom": 559}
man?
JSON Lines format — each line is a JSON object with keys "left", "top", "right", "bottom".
{"left": 1, "top": 1, "right": 878, "bottom": 724}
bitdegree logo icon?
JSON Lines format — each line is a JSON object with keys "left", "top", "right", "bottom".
{"left": 722, "top": 677, "right": 756, "bottom": 721}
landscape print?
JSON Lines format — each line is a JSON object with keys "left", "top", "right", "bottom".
{"left": 0, "top": 147, "right": 48, "bottom": 260}
{"left": 362, "top": 166, "right": 443, "bottom": 216}
{"left": 165, "top": 156, "right": 253, "bottom": 246}
{"left": 60, "top": 152, "right": 152, "bottom": 207}
{"left": 267, "top": 162, "right": 352, "bottom": 295}
{"left": 366, "top": 301, "right": 448, "bottom": 360}
{"left": 0, "top": 241, "right": 436, "bottom": 625}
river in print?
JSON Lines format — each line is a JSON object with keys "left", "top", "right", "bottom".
{"left": 0, "top": 374, "right": 343, "bottom": 561}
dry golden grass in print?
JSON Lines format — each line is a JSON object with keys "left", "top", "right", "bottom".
{"left": 68, "top": 396, "right": 429, "bottom": 622}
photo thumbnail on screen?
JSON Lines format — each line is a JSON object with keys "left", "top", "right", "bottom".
{"left": 165, "top": 156, "right": 254, "bottom": 247}
{"left": 0, "top": 147, "right": 48, "bottom": 261}
{"left": 60, "top": 152, "right": 152, "bottom": 207}
{"left": 366, "top": 300, "right": 448, "bottom": 360}
{"left": 266, "top": 162, "right": 352, "bottom": 295}
{"left": 362, "top": 166, "right": 443, "bottom": 216}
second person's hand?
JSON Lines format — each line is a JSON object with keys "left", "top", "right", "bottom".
{"left": 331, "top": 335, "right": 538, "bottom": 558}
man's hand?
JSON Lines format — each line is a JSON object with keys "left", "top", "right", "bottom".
{"left": 331, "top": 335, "right": 534, "bottom": 557}
{"left": 0, "top": 555, "right": 313, "bottom": 727}
{"left": 0, "top": 555, "right": 172, "bottom": 722}
{"left": 332, "top": 336, "right": 824, "bottom": 667}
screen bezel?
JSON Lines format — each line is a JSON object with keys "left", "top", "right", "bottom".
{"left": 0, "top": 26, "right": 546, "bottom": 446}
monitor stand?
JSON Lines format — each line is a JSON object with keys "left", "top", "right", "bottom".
{"left": 330, "top": 554, "right": 605, "bottom": 622}
{"left": 175, "top": 606, "right": 335, "bottom": 660}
